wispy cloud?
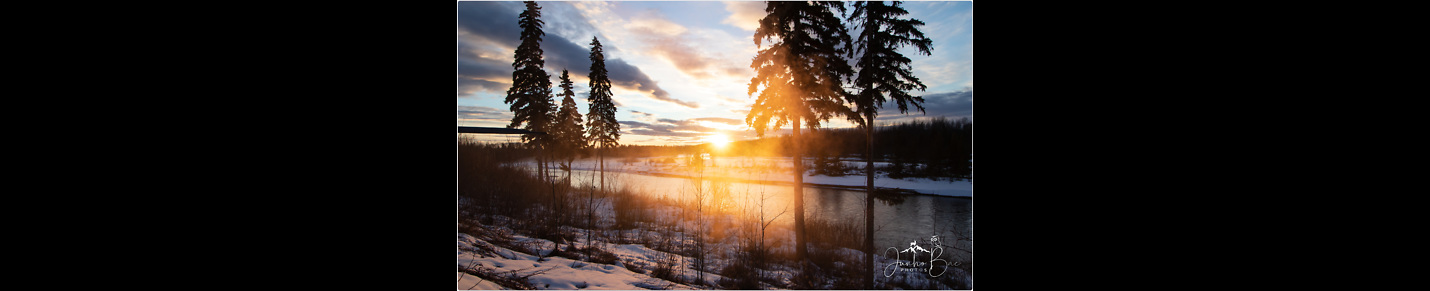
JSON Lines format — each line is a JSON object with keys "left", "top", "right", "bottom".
{"left": 606, "top": 58, "right": 698, "bottom": 108}
{"left": 691, "top": 117, "right": 742, "bottom": 126}
{"left": 626, "top": 14, "right": 746, "bottom": 81}
{"left": 618, "top": 116, "right": 746, "bottom": 138}
{"left": 619, "top": 120, "right": 707, "bottom": 138}
{"left": 721, "top": 1, "right": 765, "bottom": 32}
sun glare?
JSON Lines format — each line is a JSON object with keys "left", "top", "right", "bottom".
{"left": 706, "top": 134, "right": 731, "bottom": 149}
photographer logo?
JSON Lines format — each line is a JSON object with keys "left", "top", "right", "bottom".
{"left": 883, "top": 235, "right": 953, "bottom": 278}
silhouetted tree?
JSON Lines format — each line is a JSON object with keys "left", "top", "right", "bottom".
{"left": 747, "top": 1, "right": 856, "bottom": 286}
{"left": 849, "top": 2, "right": 933, "bottom": 287}
{"left": 545, "top": 69, "right": 584, "bottom": 255}
{"left": 506, "top": 1, "right": 556, "bottom": 182}
{"left": 552, "top": 69, "right": 585, "bottom": 181}
{"left": 586, "top": 36, "right": 619, "bottom": 195}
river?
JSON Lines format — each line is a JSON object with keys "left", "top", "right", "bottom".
{"left": 536, "top": 156, "right": 971, "bottom": 263}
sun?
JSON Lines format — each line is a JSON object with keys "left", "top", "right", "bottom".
{"left": 705, "top": 133, "right": 731, "bottom": 149}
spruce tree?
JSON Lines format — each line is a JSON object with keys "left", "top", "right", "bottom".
{"left": 849, "top": 2, "right": 933, "bottom": 288}
{"left": 746, "top": 2, "right": 856, "bottom": 286}
{"left": 586, "top": 36, "right": 619, "bottom": 195}
{"left": 553, "top": 69, "right": 585, "bottom": 179}
{"left": 553, "top": 68, "right": 591, "bottom": 260}
{"left": 505, "top": 1, "right": 556, "bottom": 182}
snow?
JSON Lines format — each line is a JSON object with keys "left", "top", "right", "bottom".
{"left": 526, "top": 257, "right": 634, "bottom": 290}
{"left": 458, "top": 232, "right": 694, "bottom": 290}
{"left": 456, "top": 273, "right": 504, "bottom": 290}
{"left": 459, "top": 221, "right": 972, "bottom": 290}
{"left": 801, "top": 174, "right": 973, "bottom": 197}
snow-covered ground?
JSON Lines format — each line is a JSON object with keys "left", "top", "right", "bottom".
{"left": 458, "top": 231, "right": 697, "bottom": 290}
{"left": 459, "top": 212, "right": 972, "bottom": 290}
{"left": 533, "top": 156, "right": 972, "bottom": 197}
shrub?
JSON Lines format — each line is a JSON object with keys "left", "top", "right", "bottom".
{"left": 623, "top": 258, "right": 647, "bottom": 274}
{"left": 807, "top": 219, "right": 863, "bottom": 250}
{"left": 572, "top": 245, "right": 620, "bottom": 265}
{"left": 718, "top": 263, "right": 760, "bottom": 290}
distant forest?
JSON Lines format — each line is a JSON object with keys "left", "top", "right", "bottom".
{"left": 726, "top": 117, "right": 972, "bottom": 181}
{"left": 462, "top": 117, "right": 972, "bottom": 181}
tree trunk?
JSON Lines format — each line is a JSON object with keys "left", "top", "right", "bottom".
{"left": 593, "top": 144, "right": 603, "bottom": 261}
{"left": 865, "top": 114, "right": 876, "bottom": 289}
{"left": 588, "top": 163, "right": 594, "bottom": 262}
{"left": 600, "top": 144, "right": 605, "bottom": 196}
{"left": 792, "top": 116, "right": 808, "bottom": 285}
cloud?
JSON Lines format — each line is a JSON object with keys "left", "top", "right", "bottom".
{"left": 625, "top": 11, "right": 748, "bottom": 83}
{"left": 542, "top": 2, "right": 607, "bottom": 46}
{"left": 657, "top": 118, "right": 719, "bottom": 133}
{"left": 457, "top": 1, "right": 697, "bottom": 108}
{"left": 539, "top": 33, "right": 597, "bottom": 77}
{"left": 456, "top": 2, "right": 520, "bottom": 97}
{"left": 456, "top": 2, "right": 522, "bottom": 44}
{"left": 630, "top": 129, "right": 704, "bottom": 138}
{"left": 618, "top": 118, "right": 718, "bottom": 138}
{"left": 646, "top": 35, "right": 746, "bottom": 81}
{"left": 722, "top": 1, "right": 765, "bottom": 32}
{"left": 458, "top": 78, "right": 509, "bottom": 96}
{"left": 625, "top": 17, "right": 688, "bottom": 37}
{"left": 691, "top": 117, "right": 742, "bottom": 126}
{"left": 877, "top": 88, "right": 973, "bottom": 123}
{"left": 457, "top": 106, "right": 516, "bottom": 127}
{"left": 620, "top": 120, "right": 703, "bottom": 137}
{"left": 618, "top": 120, "right": 653, "bottom": 128}
{"left": 606, "top": 59, "right": 698, "bottom": 108}
{"left": 456, "top": 38, "right": 514, "bottom": 96}
{"left": 902, "top": 1, "right": 974, "bottom": 91}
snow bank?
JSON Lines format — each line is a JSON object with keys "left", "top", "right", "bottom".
{"left": 804, "top": 175, "right": 973, "bottom": 197}
{"left": 458, "top": 233, "right": 693, "bottom": 290}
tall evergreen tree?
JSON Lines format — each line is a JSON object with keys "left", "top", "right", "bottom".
{"left": 553, "top": 69, "right": 585, "bottom": 179}
{"left": 746, "top": 1, "right": 856, "bottom": 285}
{"left": 505, "top": 1, "right": 556, "bottom": 182}
{"left": 552, "top": 68, "right": 591, "bottom": 260}
{"left": 586, "top": 36, "right": 619, "bottom": 194}
{"left": 849, "top": 2, "right": 933, "bottom": 288}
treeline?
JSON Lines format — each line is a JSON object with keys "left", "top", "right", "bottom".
{"left": 464, "top": 117, "right": 972, "bottom": 180}
{"left": 765, "top": 117, "right": 973, "bottom": 181}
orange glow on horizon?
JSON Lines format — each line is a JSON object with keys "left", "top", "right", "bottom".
{"left": 705, "top": 133, "right": 731, "bottom": 149}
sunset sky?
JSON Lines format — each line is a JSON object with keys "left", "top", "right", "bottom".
{"left": 458, "top": 1, "right": 972, "bottom": 145}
